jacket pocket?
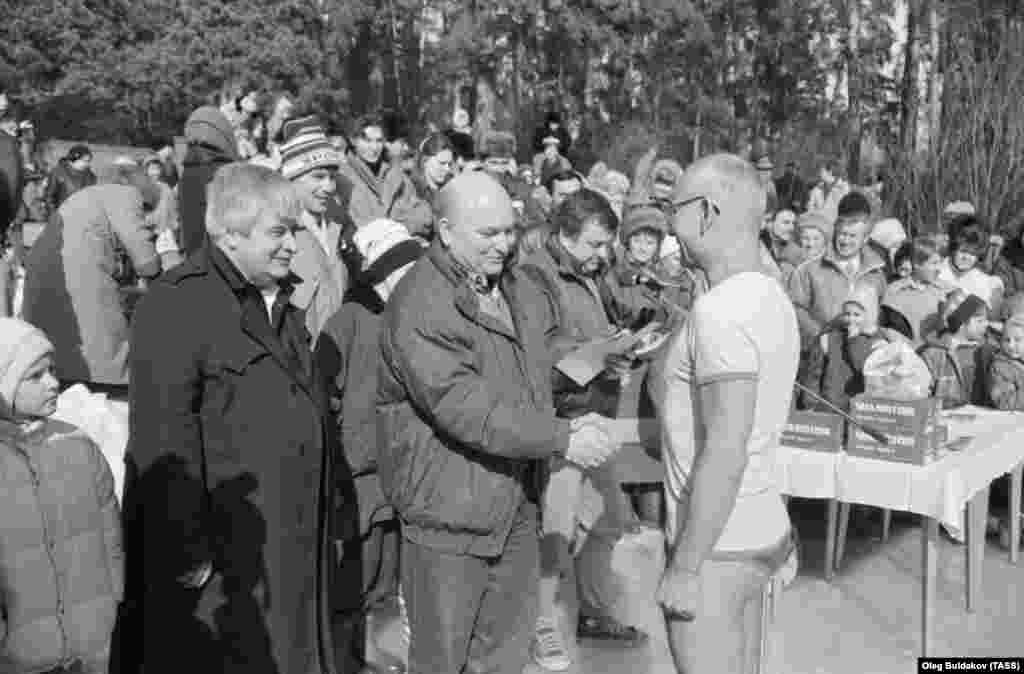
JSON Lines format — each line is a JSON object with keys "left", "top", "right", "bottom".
{"left": 377, "top": 404, "right": 514, "bottom": 535}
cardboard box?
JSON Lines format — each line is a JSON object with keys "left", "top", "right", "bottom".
{"left": 782, "top": 410, "right": 845, "bottom": 453}
{"left": 846, "top": 396, "right": 941, "bottom": 464}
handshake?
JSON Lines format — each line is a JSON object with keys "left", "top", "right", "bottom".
{"left": 564, "top": 412, "right": 618, "bottom": 469}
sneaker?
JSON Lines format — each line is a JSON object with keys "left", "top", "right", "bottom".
{"left": 533, "top": 617, "right": 572, "bottom": 671}
{"left": 576, "top": 615, "right": 648, "bottom": 646}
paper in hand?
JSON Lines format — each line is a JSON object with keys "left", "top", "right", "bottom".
{"left": 556, "top": 329, "right": 644, "bottom": 387}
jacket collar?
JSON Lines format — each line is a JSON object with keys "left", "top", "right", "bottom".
{"left": 426, "top": 241, "right": 521, "bottom": 342}
{"left": 346, "top": 152, "right": 392, "bottom": 196}
{"left": 203, "top": 243, "right": 318, "bottom": 402}
{"left": 821, "top": 245, "right": 886, "bottom": 276}
{"left": 544, "top": 232, "right": 605, "bottom": 282}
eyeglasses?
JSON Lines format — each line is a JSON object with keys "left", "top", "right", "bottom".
{"left": 665, "top": 195, "right": 720, "bottom": 237}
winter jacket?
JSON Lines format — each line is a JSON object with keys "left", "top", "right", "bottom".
{"left": 801, "top": 329, "right": 892, "bottom": 412}
{"left": 23, "top": 185, "right": 161, "bottom": 385}
{"left": 289, "top": 211, "right": 348, "bottom": 343}
{"left": 519, "top": 234, "right": 642, "bottom": 419}
{"left": 0, "top": 419, "right": 122, "bottom": 674}
{"left": 377, "top": 241, "right": 569, "bottom": 556}
{"left": 988, "top": 351, "right": 1024, "bottom": 411}
{"left": 787, "top": 245, "right": 889, "bottom": 346}
{"left": 992, "top": 238, "right": 1024, "bottom": 298}
{"left": 339, "top": 154, "right": 432, "bottom": 237}
{"left": 178, "top": 144, "right": 235, "bottom": 258}
{"left": 43, "top": 160, "right": 95, "bottom": 213}
{"left": 917, "top": 334, "right": 994, "bottom": 408}
{"left": 316, "top": 284, "right": 387, "bottom": 535}
{"left": 606, "top": 257, "right": 662, "bottom": 330}
{"left": 533, "top": 153, "right": 573, "bottom": 184}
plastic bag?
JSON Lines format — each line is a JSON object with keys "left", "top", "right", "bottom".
{"left": 53, "top": 384, "right": 130, "bottom": 505}
{"left": 863, "top": 340, "right": 933, "bottom": 400}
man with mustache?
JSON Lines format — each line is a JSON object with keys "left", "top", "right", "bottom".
{"left": 518, "top": 189, "right": 648, "bottom": 671}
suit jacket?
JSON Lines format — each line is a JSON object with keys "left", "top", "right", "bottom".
{"left": 121, "top": 240, "right": 338, "bottom": 674}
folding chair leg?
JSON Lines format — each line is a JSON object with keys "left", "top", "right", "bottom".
{"left": 881, "top": 508, "right": 892, "bottom": 543}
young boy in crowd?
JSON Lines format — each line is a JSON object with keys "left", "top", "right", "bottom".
{"left": 796, "top": 212, "right": 832, "bottom": 261}
{"left": 800, "top": 284, "right": 894, "bottom": 411}
{"left": 882, "top": 236, "right": 948, "bottom": 347}
{"left": 918, "top": 293, "right": 991, "bottom": 408}
{"left": 0, "top": 318, "right": 122, "bottom": 674}
{"left": 989, "top": 314, "right": 1024, "bottom": 410}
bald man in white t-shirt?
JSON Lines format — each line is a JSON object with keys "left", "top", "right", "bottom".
{"left": 654, "top": 154, "right": 800, "bottom": 674}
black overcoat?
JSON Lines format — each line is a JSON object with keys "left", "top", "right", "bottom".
{"left": 119, "top": 241, "right": 337, "bottom": 674}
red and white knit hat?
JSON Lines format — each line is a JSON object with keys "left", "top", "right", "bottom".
{"left": 278, "top": 115, "right": 341, "bottom": 181}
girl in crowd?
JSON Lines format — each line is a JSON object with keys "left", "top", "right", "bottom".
{"left": 0, "top": 318, "right": 122, "bottom": 674}
{"left": 412, "top": 132, "right": 456, "bottom": 229}
{"left": 938, "top": 218, "right": 1004, "bottom": 316}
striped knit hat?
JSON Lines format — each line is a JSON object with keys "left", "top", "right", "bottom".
{"left": 279, "top": 115, "right": 341, "bottom": 181}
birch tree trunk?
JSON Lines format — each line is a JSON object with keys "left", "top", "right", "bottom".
{"left": 900, "top": 0, "right": 920, "bottom": 156}
{"left": 846, "top": 0, "right": 863, "bottom": 184}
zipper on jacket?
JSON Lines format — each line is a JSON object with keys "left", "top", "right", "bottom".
{"left": 21, "top": 446, "right": 70, "bottom": 662}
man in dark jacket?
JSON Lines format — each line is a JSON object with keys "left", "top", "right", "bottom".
{"left": 518, "top": 190, "right": 649, "bottom": 670}
{"left": 178, "top": 106, "right": 240, "bottom": 257}
{"left": 377, "top": 172, "right": 614, "bottom": 674}
{"left": 122, "top": 163, "right": 337, "bottom": 674}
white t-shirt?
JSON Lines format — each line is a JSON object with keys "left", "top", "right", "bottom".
{"left": 658, "top": 272, "right": 800, "bottom": 552}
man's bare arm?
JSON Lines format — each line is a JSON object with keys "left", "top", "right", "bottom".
{"left": 666, "top": 377, "right": 757, "bottom": 574}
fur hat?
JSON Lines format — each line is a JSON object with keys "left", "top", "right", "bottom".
{"left": 621, "top": 204, "right": 668, "bottom": 245}
{"left": 185, "top": 106, "right": 239, "bottom": 160}
{"left": 0, "top": 318, "right": 54, "bottom": 418}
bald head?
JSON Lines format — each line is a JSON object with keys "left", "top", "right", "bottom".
{"left": 438, "top": 172, "right": 518, "bottom": 279}
{"left": 438, "top": 172, "right": 512, "bottom": 215}
{"left": 677, "top": 154, "right": 766, "bottom": 236}
{"left": 669, "top": 154, "right": 767, "bottom": 277}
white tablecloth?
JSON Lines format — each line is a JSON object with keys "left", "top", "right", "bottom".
{"left": 773, "top": 407, "right": 1024, "bottom": 537}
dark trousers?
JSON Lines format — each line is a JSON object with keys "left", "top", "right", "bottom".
{"left": 402, "top": 502, "right": 539, "bottom": 674}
